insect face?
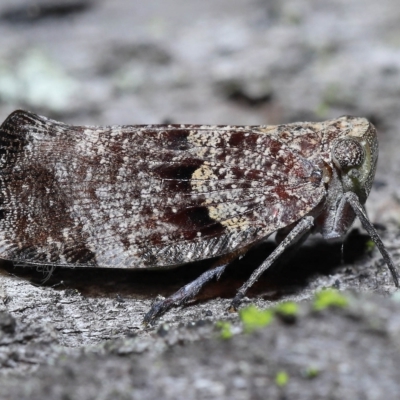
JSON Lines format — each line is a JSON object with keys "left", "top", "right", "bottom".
{"left": 332, "top": 117, "right": 378, "bottom": 204}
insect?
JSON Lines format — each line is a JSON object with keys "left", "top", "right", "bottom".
{"left": 0, "top": 110, "right": 398, "bottom": 323}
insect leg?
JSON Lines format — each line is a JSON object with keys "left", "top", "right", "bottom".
{"left": 143, "top": 264, "right": 227, "bottom": 325}
{"left": 341, "top": 191, "right": 399, "bottom": 287}
{"left": 143, "top": 245, "right": 253, "bottom": 325}
{"left": 230, "top": 216, "right": 315, "bottom": 310}
{"left": 273, "top": 225, "right": 311, "bottom": 268}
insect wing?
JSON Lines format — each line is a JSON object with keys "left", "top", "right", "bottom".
{"left": 0, "top": 111, "right": 326, "bottom": 268}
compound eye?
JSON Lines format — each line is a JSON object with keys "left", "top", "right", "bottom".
{"left": 332, "top": 138, "right": 365, "bottom": 169}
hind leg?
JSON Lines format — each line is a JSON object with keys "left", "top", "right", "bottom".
{"left": 143, "top": 245, "right": 253, "bottom": 325}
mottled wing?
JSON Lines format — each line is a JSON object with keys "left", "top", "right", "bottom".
{"left": 0, "top": 110, "right": 326, "bottom": 268}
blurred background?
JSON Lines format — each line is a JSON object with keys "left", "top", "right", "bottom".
{"left": 0, "top": 0, "right": 400, "bottom": 218}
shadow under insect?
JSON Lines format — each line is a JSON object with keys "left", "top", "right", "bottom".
{"left": 0, "top": 229, "right": 371, "bottom": 303}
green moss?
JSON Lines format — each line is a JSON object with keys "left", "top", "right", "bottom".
{"left": 304, "top": 366, "right": 320, "bottom": 379}
{"left": 275, "top": 301, "right": 298, "bottom": 316}
{"left": 313, "top": 289, "right": 349, "bottom": 311}
{"left": 365, "top": 239, "right": 376, "bottom": 253}
{"left": 275, "top": 370, "right": 289, "bottom": 387}
{"left": 239, "top": 305, "right": 274, "bottom": 333}
{"left": 215, "top": 321, "right": 233, "bottom": 339}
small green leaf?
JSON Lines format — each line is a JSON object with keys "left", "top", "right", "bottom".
{"left": 216, "top": 321, "right": 233, "bottom": 339}
{"left": 275, "top": 370, "right": 289, "bottom": 387}
{"left": 275, "top": 301, "right": 298, "bottom": 316}
{"left": 313, "top": 289, "right": 348, "bottom": 311}
{"left": 239, "top": 305, "right": 274, "bottom": 333}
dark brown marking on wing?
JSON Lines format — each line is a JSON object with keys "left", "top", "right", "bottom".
{"left": 165, "top": 206, "right": 224, "bottom": 236}
{"left": 163, "top": 129, "right": 190, "bottom": 150}
{"left": 152, "top": 159, "right": 203, "bottom": 180}
{"left": 152, "top": 159, "right": 204, "bottom": 192}
{"left": 228, "top": 131, "right": 259, "bottom": 147}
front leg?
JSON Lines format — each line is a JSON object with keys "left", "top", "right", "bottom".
{"left": 230, "top": 216, "right": 315, "bottom": 310}
{"left": 341, "top": 192, "right": 399, "bottom": 287}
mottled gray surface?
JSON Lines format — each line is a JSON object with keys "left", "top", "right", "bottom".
{"left": 2, "top": 293, "right": 400, "bottom": 399}
{"left": 1, "top": 0, "right": 400, "bottom": 398}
